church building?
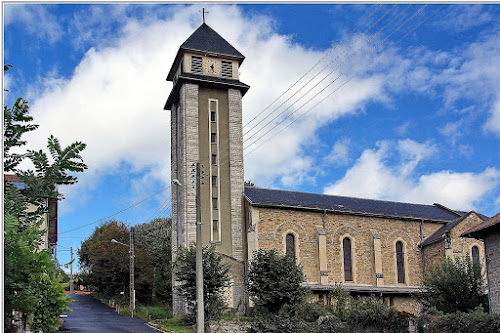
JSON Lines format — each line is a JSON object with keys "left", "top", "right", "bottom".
{"left": 164, "top": 22, "right": 488, "bottom": 316}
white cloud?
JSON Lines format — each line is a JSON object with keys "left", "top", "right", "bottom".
{"left": 434, "top": 5, "right": 494, "bottom": 32}
{"left": 21, "top": 4, "right": 388, "bottom": 208}
{"left": 4, "top": 4, "right": 64, "bottom": 44}
{"left": 324, "top": 139, "right": 499, "bottom": 212}
{"left": 325, "top": 138, "right": 351, "bottom": 166}
{"left": 484, "top": 98, "right": 500, "bottom": 136}
{"left": 395, "top": 121, "right": 410, "bottom": 136}
{"left": 12, "top": 4, "right": 500, "bottom": 214}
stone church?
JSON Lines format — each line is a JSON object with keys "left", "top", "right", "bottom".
{"left": 164, "top": 22, "right": 488, "bottom": 316}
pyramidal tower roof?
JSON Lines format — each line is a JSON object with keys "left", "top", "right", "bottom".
{"left": 180, "top": 23, "right": 244, "bottom": 59}
{"left": 166, "top": 23, "right": 245, "bottom": 81}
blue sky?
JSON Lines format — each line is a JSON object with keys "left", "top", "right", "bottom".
{"left": 3, "top": 3, "right": 500, "bottom": 270}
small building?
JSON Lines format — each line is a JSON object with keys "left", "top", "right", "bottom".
{"left": 462, "top": 213, "right": 500, "bottom": 314}
{"left": 4, "top": 174, "right": 58, "bottom": 253}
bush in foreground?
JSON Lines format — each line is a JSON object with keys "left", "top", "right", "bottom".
{"left": 421, "top": 311, "right": 500, "bottom": 333}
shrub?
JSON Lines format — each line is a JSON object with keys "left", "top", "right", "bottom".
{"left": 328, "top": 284, "right": 351, "bottom": 319}
{"left": 174, "top": 245, "right": 230, "bottom": 325}
{"left": 247, "top": 308, "right": 308, "bottom": 333}
{"left": 296, "top": 302, "right": 333, "bottom": 322}
{"left": 345, "top": 297, "right": 407, "bottom": 333}
{"left": 417, "top": 256, "right": 487, "bottom": 313}
{"left": 246, "top": 249, "right": 307, "bottom": 314}
{"left": 315, "top": 315, "right": 345, "bottom": 333}
{"left": 423, "top": 312, "right": 500, "bottom": 333}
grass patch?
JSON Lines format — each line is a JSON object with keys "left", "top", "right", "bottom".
{"left": 135, "top": 305, "right": 173, "bottom": 320}
{"left": 157, "top": 318, "right": 196, "bottom": 333}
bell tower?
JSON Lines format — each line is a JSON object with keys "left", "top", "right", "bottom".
{"left": 165, "top": 22, "right": 250, "bottom": 316}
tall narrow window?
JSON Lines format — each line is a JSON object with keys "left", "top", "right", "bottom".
{"left": 343, "top": 237, "right": 353, "bottom": 282}
{"left": 211, "top": 133, "right": 217, "bottom": 144}
{"left": 212, "top": 220, "right": 220, "bottom": 242}
{"left": 211, "top": 111, "right": 216, "bottom": 122}
{"left": 286, "top": 233, "right": 295, "bottom": 258}
{"left": 396, "top": 241, "right": 405, "bottom": 283}
{"left": 211, "top": 154, "right": 217, "bottom": 165}
{"left": 212, "top": 197, "right": 218, "bottom": 210}
{"left": 212, "top": 175, "right": 217, "bottom": 187}
{"left": 472, "top": 246, "right": 480, "bottom": 264}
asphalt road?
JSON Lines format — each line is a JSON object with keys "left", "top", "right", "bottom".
{"left": 59, "top": 294, "right": 159, "bottom": 333}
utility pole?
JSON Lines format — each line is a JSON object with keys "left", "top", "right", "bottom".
{"left": 70, "top": 247, "right": 74, "bottom": 294}
{"left": 111, "top": 236, "right": 136, "bottom": 317}
{"left": 130, "top": 226, "right": 135, "bottom": 317}
{"left": 195, "top": 162, "right": 204, "bottom": 333}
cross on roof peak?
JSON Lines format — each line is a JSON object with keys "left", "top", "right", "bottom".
{"left": 201, "top": 8, "right": 209, "bottom": 24}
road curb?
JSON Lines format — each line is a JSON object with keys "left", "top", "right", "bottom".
{"left": 146, "top": 321, "right": 171, "bottom": 333}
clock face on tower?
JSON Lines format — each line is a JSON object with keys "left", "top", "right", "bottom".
{"left": 203, "top": 58, "right": 221, "bottom": 76}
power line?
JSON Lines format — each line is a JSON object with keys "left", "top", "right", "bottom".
{"left": 242, "top": 4, "right": 384, "bottom": 131}
{"left": 244, "top": 5, "right": 439, "bottom": 157}
{"left": 59, "top": 186, "right": 170, "bottom": 235}
{"left": 243, "top": 4, "right": 396, "bottom": 140}
{"left": 244, "top": 5, "right": 412, "bottom": 151}
{"left": 208, "top": 5, "right": 405, "bottom": 172}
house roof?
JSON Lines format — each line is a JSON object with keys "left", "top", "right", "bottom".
{"left": 166, "top": 23, "right": 244, "bottom": 82}
{"left": 461, "top": 212, "right": 500, "bottom": 238}
{"left": 4, "top": 173, "right": 25, "bottom": 189}
{"left": 244, "top": 187, "right": 466, "bottom": 223}
{"left": 419, "top": 213, "right": 471, "bottom": 247}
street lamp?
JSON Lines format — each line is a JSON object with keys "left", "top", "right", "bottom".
{"left": 173, "top": 173, "right": 205, "bottom": 333}
{"left": 111, "top": 232, "right": 135, "bottom": 317}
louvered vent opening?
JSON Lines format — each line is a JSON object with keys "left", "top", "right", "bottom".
{"left": 221, "top": 61, "right": 233, "bottom": 79}
{"left": 191, "top": 56, "right": 203, "bottom": 74}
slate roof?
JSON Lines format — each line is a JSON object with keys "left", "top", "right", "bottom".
{"left": 462, "top": 212, "right": 500, "bottom": 238}
{"left": 180, "top": 23, "right": 244, "bottom": 59}
{"left": 166, "top": 23, "right": 244, "bottom": 82}
{"left": 419, "top": 213, "right": 469, "bottom": 247}
{"left": 244, "top": 187, "right": 466, "bottom": 223}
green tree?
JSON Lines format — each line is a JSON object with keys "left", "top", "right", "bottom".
{"left": 174, "top": 245, "right": 231, "bottom": 324}
{"left": 4, "top": 65, "right": 88, "bottom": 332}
{"left": 78, "top": 220, "right": 153, "bottom": 303}
{"left": 418, "top": 256, "right": 487, "bottom": 314}
{"left": 135, "top": 217, "right": 172, "bottom": 303}
{"left": 246, "top": 249, "right": 307, "bottom": 314}
{"left": 244, "top": 180, "right": 255, "bottom": 187}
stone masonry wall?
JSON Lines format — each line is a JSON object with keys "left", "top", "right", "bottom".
{"left": 422, "top": 239, "right": 445, "bottom": 270}
{"left": 449, "top": 213, "right": 486, "bottom": 264}
{"left": 485, "top": 232, "right": 500, "bottom": 314}
{"left": 228, "top": 89, "right": 244, "bottom": 262}
{"left": 172, "top": 83, "right": 200, "bottom": 318}
{"left": 255, "top": 207, "right": 443, "bottom": 287}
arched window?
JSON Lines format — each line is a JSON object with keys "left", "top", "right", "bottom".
{"left": 396, "top": 241, "right": 405, "bottom": 283}
{"left": 286, "top": 233, "right": 295, "bottom": 258}
{"left": 343, "top": 237, "right": 353, "bottom": 282}
{"left": 472, "top": 246, "right": 480, "bottom": 264}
